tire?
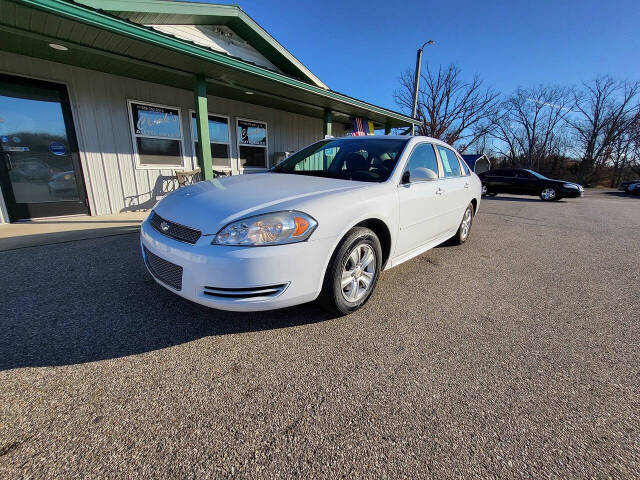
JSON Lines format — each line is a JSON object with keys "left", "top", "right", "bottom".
{"left": 451, "top": 203, "right": 474, "bottom": 245}
{"left": 481, "top": 184, "right": 498, "bottom": 197}
{"left": 540, "top": 187, "right": 558, "bottom": 201}
{"left": 318, "top": 227, "right": 382, "bottom": 316}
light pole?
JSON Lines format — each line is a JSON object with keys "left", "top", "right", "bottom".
{"left": 411, "top": 39, "right": 435, "bottom": 135}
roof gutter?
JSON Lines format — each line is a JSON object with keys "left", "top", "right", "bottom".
{"left": 12, "top": 0, "right": 418, "bottom": 125}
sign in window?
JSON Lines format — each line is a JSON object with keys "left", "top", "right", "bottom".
{"left": 128, "top": 100, "right": 185, "bottom": 169}
{"left": 237, "top": 118, "right": 268, "bottom": 168}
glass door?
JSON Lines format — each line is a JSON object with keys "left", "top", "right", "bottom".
{"left": 0, "top": 74, "right": 88, "bottom": 221}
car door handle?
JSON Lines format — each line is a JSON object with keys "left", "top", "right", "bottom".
{"left": 464, "top": 183, "right": 471, "bottom": 188}
{"left": 435, "top": 187, "right": 444, "bottom": 195}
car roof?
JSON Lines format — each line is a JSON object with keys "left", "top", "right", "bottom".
{"left": 331, "top": 135, "right": 455, "bottom": 148}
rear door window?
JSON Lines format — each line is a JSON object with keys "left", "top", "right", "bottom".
{"left": 515, "top": 170, "right": 535, "bottom": 179}
{"left": 436, "top": 146, "right": 463, "bottom": 178}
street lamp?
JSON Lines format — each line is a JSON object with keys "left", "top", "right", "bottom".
{"left": 411, "top": 39, "right": 435, "bottom": 135}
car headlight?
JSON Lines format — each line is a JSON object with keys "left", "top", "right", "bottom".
{"left": 563, "top": 183, "right": 579, "bottom": 190}
{"left": 212, "top": 211, "right": 318, "bottom": 246}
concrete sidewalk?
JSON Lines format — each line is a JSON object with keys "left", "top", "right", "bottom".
{"left": 0, "top": 211, "right": 148, "bottom": 251}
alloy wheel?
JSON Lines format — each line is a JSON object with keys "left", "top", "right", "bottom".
{"left": 460, "top": 207, "right": 473, "bottom": 240}
{"left": 541, "top": 188, "right": 556, "bottom": 200}
{"left": 341, "top": 243, "right": 376, "bottom": 302}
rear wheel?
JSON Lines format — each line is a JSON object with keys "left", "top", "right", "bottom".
{"left": 318, "top": 227, "right": 382, "bottom": 316}
{"left": 540, "top": 187, "right": 558, "bottom": 201}
{"left": 451, "top": 203, "right": 474, "bottom": 245}
{"left": 482, "top": 185, "right": 497, "bottom": 197}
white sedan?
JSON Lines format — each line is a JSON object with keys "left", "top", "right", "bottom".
{"left": 140, "top": 136, "right": 481, "bottom": 315}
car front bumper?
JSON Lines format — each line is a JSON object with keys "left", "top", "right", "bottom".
{"left": 140, "top": 219, "right": 333, "bottom": 312}
{"left": 559, "top": 188, "right": 583, "bottom": 198}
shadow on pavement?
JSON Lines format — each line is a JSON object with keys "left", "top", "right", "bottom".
{"left": 0, "top": 226, "right": 141, "bottom": 252}
{"left": 0, "top": 233, "right": 334, "bottom": 370}
{"left": 602, "top": 191, "right": 640, "bottom": 199}
{"left": 483, "top": 195, "right": 547, "bottom": 203}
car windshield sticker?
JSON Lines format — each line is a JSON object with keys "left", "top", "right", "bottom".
{"left": 440, "top": 149, "right": 453, "bottom": 173}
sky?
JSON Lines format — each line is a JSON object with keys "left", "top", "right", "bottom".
{"left": 201, "top": 0, "right": 640, "bottom": 113}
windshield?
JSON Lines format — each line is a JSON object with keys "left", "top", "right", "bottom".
{"left": 270, "top": 138, "right": 409, "bottom": 182}
{"left": 525, "top": 169, "right": 548, "bottom": 180}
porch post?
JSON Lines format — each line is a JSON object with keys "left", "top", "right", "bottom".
{"left": 384, "top": 122, "right": 391, "bottom": 135}
{"left": 323, "top": 109, "right": 332, "bottom": 138}
{"left": 194, "top": 74, "right": 213, "bottom": 180}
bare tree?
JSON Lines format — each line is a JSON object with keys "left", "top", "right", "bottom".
{"left": 394, "top": 64, "right": 500, "bottom": 152}
{"left": 622, "top": 113, "right": 640, "bottom": 179}
{"left": 567, "top": 77, "right": 640, "bottom": 182}
{"left": 489, "top": 85, "right": 572, "bottom": 170}
{"left": 609, "top": 113, "right": 639, "bottom": 186}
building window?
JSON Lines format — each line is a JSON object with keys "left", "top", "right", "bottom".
{"left": 237, "top": 118, "right": 268, "bottom": 169}
{"left": 127, "top": 100, "right": 185, "bottom": 169}
{"left": 190, "top": 112, "right": 232, "bottom": 169}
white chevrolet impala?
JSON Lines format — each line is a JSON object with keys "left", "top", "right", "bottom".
{"left": 140, "top": 136, "right": 481, "bottom": 315}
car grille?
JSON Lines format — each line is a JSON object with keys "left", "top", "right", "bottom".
{"left": 202, "top": 284, "right": 288, "bottom": 299}
{"left": 149, "top": 212, "right": 201, "bottom": 244}
{"left": 144, "top": 247, "right": 183, "bottom": 291}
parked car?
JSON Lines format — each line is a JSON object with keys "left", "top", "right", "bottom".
{"left": 48, "top": 171, "right": 76, "bottom": 196}
{"left": 479, "top": 168, "right": 583, "bottom": 201}
{"left": 140, "top": 136, "right": 481, "bottom": 315}
{"left": 9, "top": 158, "right": 52, "bottom": 182}
{"left": 618, "top": 180, "right": 639, "bottom": 192}
{"left": 626, "top": 182, "right": 640, "bottom": 195}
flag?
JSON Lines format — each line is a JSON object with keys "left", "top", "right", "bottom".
{"left": 350, "top": 117, "right": 375, "bottom": 136}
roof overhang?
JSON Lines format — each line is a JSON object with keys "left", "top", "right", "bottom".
{"left": 1, "top": 0, "right": 418, "bottom": 129}
{"left": 77, "top": 0, "right": 329, "bottom": 89}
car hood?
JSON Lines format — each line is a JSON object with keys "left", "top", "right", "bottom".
{"left": 154, "top": 173, "right": 365, "bottom": 234}
{"left": 549, "top": 179, "right": 581, "bottom": 187}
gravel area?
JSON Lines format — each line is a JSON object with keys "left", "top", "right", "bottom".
{"left": 1, "top": 190, "right": 638, "bottom": 479}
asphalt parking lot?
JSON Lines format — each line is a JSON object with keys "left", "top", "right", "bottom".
{"left": 1, "top": 190, "right": 638, "bottom": 479}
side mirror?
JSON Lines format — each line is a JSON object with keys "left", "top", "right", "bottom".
{"left": 408, "top": 167, "right": 438, "bottom": 182}
{"left": 402, "top": 171, "right": 411, "bottom": 184}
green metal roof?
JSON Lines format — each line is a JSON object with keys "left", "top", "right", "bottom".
{"left": 1, "top": 0, "right": 418, "bottom": 128}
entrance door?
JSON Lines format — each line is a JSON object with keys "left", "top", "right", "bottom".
{"left": 0, "top": 74, "right": 88, "bottom": 221}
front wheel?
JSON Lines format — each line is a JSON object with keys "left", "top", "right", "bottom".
{"left": 451, "top": 204, "right": 474, "bottom": 245}
{"left": 540, "top": 187, "right": 558, "bottom": 201}
{"left": 318, "top": 227, "right": 382, "bottom": 316}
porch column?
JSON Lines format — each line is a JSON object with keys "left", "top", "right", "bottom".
{"left": 384, "top": 122, "right": 391, "bottom": 135}
{"left": 323, "top": 109, "right": 332, "bottom": 138}
{"left": 194, "top": 74, "right": 213, "bottom": 180}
